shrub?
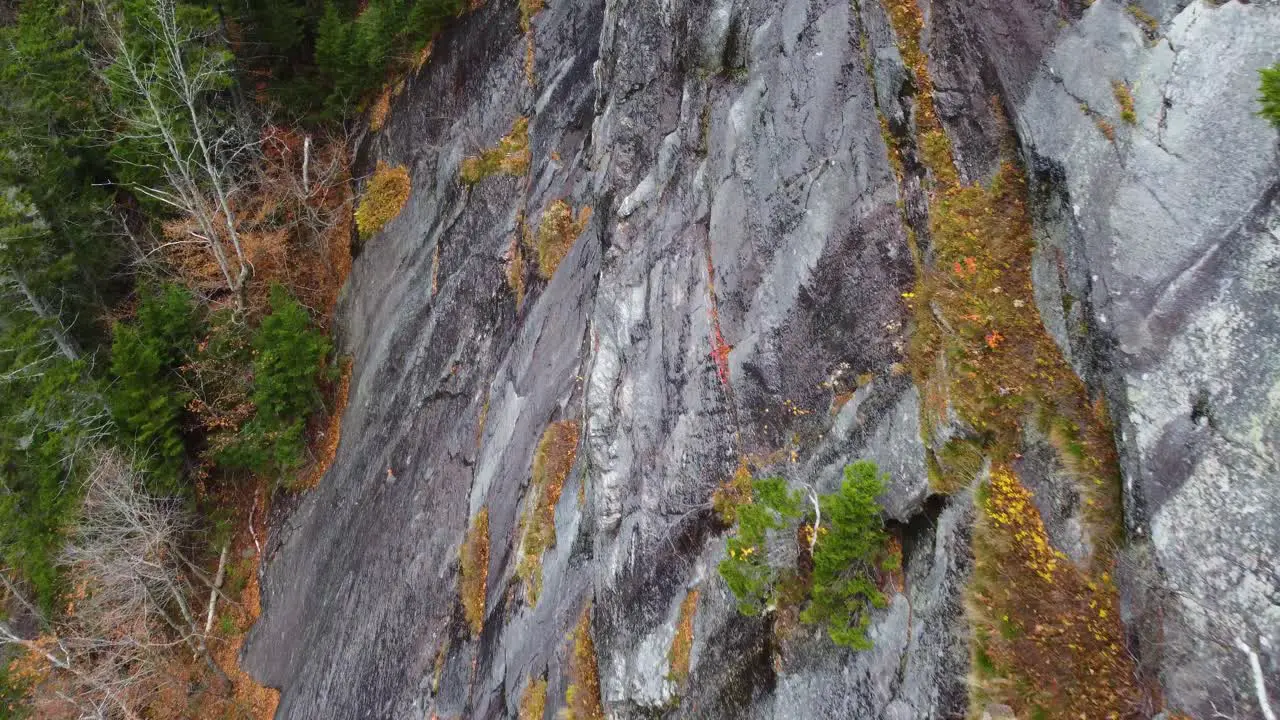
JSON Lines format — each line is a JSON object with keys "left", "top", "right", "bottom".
{"left": 459, "top": 507, "right": 489, "bottom": 637}
{"left": 515, "top": 420, "right": 579, "bottom": 604}
{"left": 460, "top": 117, "right": 530, "bottom": 184}
{"left": 355, "top": 161, "right": 411, "bottom": 239}
{"left": 110, "top": 284, "right": 198, "bottom": 492}
{"left": 1260, "top": 62, "right": 1280, "bottom": 128}
{"left": 717, "top": 476, "right": 803, "bottom": 615}
{"left": 220, "top": 285, "right": 331, "bottom": 480}
{"left": 799, "top": 461, "right": 889, "bottom": 649}
{"left": 711, "top": 461, "right": 753, "bottom": 524}
{"left": 717, "top": 462, "right": 891, "bottom": 649}
{"left": 534, "top": 201, "right": 591, "bottom": 280}
{"left": 563, "top": 606, "right": 604, "bottom": 720}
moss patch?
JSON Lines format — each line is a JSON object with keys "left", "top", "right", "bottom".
{"left": 519, "top": 676, "right": 548, "bottom": 720}
{"left": 460, "top": 506, "right": 490, "bottom": 637}
{"left": 535, "top": 201, "right": 592, "bottom": 280}
{"left": 667, "top": 589, "right": 699, "bottom": 685}
{"left": 355, "top": 161, "right": 411, "bottom": 239}
{"left": 563, "top": 606, "right": 604, "bottom": 720}
{"left": 515, "top": 421, "right": 580, "bottom": 605}
{"left": 460, "top": 116, "right": 531, "bottom": 184}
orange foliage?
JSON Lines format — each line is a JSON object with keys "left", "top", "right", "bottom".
{"left": 160, "top": 126, "right": 353, "bottom": 321}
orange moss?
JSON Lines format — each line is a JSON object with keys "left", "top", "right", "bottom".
{"left": 413, "top": 41, "right": 435, "bottom": 73}
{"left": 460, "top": 507, "right": 491, "bottom": 637}
{"left": 355, "top": 161, "right": 411, "bottom": 239}
{"left": 563, "top": 606, "right": 604, "bottom": 720}
{"left": 524, "top": 34, "right": 537, "bottom": 86}
{"left": 519, "top": 0, "right": 544, "bottom": 31}
{"left": 460, "top": 117, "right": 530, "bottom": 184}
{"left": 667, "top": 589, "right": 699, "bottom": 685}
{"left": 535, "top": 200, "right": 592, "bottom": 280}
{"left": 516, "top": 421, "right": 580, "bottom": 604}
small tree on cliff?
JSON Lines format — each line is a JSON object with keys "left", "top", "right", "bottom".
{"left": 718, "top": 460, "right": 892, "bottom": 649}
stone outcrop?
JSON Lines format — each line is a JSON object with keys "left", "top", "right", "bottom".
{"left": 243, "top": 0, "right": 1280, "bottom": 717}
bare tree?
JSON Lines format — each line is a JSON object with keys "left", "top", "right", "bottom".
{"left": 94, "top": 0, "right": 254, "bottom": 306}
{"left": 1, "top": 451, "right": 230, "bottom": 718}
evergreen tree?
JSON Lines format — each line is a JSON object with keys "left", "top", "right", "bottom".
{"left": 109, "top": 285, "right": 199, "bottom": 493}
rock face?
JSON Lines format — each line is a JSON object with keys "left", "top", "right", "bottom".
{"left": 242, "top": 0, "right": 1280, "bottom": 717}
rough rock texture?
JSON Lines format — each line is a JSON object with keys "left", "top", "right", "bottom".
{"left": 243, "top": 0, "right": 1280, "bottom": 717}
{"left": 1013, "top": 3, "right": 1280, "bottom": 715}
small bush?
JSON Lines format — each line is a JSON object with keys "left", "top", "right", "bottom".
{"left": 460, "top": 117, "right": 530, "bottom": 184}
{"left": 1260, "top": 62, "right": 1280, "bottom": 128}
{"left": 799, "top": 461, "right": 889, "bottom": 650}
{"left": 518, "top": 676, "right": 547, "bottom": 720}
{"left": 563, "top": 606, "right": 604, "bottom": 720}
{"left": 535, "top": 200, "right": 591, "bottom": 280}
{"left": 355, "top": 161, "right": 411, "bottom": 239}
{"left": 515, "top": 420, "right": 579, "bottom": 604}
{"left": 459, "top": 507, "right": 490, "bottom": 637}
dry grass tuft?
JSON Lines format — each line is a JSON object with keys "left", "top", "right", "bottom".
{"left": 460, "top": 117, "right": 530, "bottom": 184}
{"left": 535, "top": 200, "right": 592, "bottom": 280}
{"left": 460, "top": 507, "right": 490, "bottom": 637}
{"left": 667, "top": 589, "right": 699, "bottom": 685}
{"left": 515, "top": 421, "right": 580, "bottom": 605}
{"left": 518, "top": 676, "right": 548, "bottom": 720}
{"left": 355, "top": 161, "right": 411, "bottom": 239}
{"left": 563, "top": 606, "right": 604, "bottom": 720}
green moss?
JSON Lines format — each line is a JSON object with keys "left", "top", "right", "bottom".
{"left": 1260, "top": 62, "right": 1280, "bottom": 128}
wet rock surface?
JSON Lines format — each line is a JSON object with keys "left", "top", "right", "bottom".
{"left": 243, "top": 0, "right": 1280, "bottom": 717}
